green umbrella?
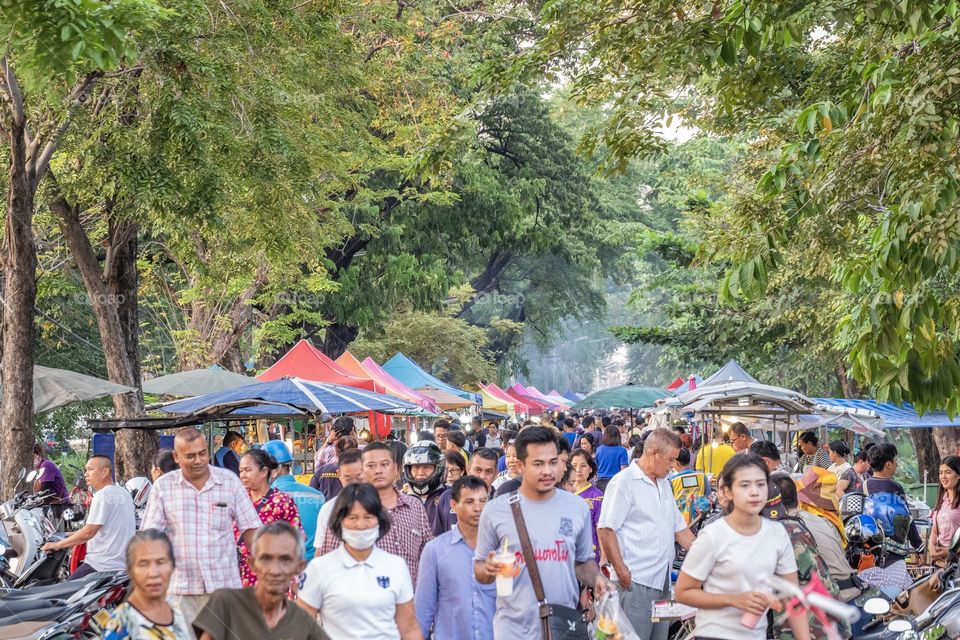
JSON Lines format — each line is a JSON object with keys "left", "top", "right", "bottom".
{"left": 573, "top": 382, "right": 671, "bottom": 410}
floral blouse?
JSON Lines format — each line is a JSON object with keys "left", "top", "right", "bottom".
{"left": 103, "top": 602, "right": 191, "bottom": 640}
{"left": 235, "top": 487, "right": 302, "bottom": 587}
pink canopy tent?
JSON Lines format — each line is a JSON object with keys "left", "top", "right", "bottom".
{"left": 506, "top": 383, "right": 550, "bottom": 413}
{"left": 483, "top": 382, "right": 529, "bottom": 414}
{"left": 360, "top": 357, "right": 440, "bottom": 414}
{"left": 526, "top": 385, "right": 570, "bottom": 410}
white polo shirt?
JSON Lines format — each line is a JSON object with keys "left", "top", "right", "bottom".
{"left": 300, "top": 544, "right": 413, "bottom": 640}
{"left": 596, "top": 461, "right": 686, "bottom": 589}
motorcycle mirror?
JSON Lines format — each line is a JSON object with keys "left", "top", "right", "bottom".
{"left": 24, "top": 469, "right": 38, "bottom": 483}
{"left": 17, "top": 468, "right": 24, "bottom": 481}
{"left": 951, "top": 527, "right": 960, "bottom": 553}
{"left": 886, "top": 619, "right": 913, "bottom": 633}
{"left": 863, "top": 597, "right": 891, "bottom": 615}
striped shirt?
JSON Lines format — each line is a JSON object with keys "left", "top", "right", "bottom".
{"left": 318, "top": 488, "right": 433, "bottom": 586}
{"left": 141, "top": 466, "right": 262, "bottom": 595}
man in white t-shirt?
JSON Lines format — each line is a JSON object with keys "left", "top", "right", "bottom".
{"left": 597, "top": 428, "right": 694, "bottom": 640}
{"left": 42, "top": 454, "right": 135, "bottom": 579}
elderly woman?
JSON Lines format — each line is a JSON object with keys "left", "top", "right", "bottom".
{"left": 298, "top": 483, "right": 423, "bottom": 640}
{"left": 104, "top": 529, "right": 191, "bottom": 639}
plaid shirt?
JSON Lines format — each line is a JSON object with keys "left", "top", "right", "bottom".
{"left": 319, "top": 488, "right": 433, "bottom": 585}
{"left": 141, "top": 466, "right": 261, "bottom": 595}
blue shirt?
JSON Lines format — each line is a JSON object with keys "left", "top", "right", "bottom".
{"left": 271, "top": 475, "right": 324, "bottom": 560}
{"left": 415, "top": 525, "right": 496, "bottom": 640}
{"left": 595, "top": 445, "right": 628, "bottom": 479}
{"left": 561, "top": 432, "right": 578, "bottom": 448}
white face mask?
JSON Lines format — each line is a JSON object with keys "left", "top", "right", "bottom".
{"left": 342, "top": 526, "right": 379, "bottom": 550}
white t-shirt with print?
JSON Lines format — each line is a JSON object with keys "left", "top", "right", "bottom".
{"left": 680, "top": 517, "right": 796, "bottom": 640}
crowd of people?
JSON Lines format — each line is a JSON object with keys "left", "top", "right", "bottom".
{"left": 30, "top": 410, "right": 960, "bottom": 640}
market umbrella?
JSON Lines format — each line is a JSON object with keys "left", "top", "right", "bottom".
{"left": 572, "top": 382, "right": 672, "bottom": 410}
{"left": 24, "top": 365, "right": 136, "bottom": 414}
{"left": 159, "top": 377, "right": 417, "bottom": 417}
{"left": 142, "top": 368, "right": 253, "bottom": 397}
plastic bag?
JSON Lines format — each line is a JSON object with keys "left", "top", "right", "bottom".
{"left": 588, "top": 589, "right": 641, "bottom": 640}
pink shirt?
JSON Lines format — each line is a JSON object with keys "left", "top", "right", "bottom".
{"left": 935, "top": 501, "right": 960, "bottom": 547}
{"left": 142, "top": 466, "right": 262, "bottom": 595}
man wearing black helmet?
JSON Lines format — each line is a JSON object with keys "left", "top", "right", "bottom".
{"left": 402, "top": 440, "right": 450, "bottom": 537}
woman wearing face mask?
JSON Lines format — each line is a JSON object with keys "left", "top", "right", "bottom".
{"left": 237, "top": 448, "right": 302, "bottom": 587}
{"left": 298, "top": 483, "right": 424, "bottom": 640}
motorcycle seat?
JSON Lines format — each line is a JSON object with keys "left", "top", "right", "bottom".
{"left": 0, "top": 599, "right": 67, "bottom": 619}
{"left": 0, "top": 572, "right": 103, "bottom": 601}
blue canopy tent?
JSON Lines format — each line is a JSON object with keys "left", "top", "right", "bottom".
{"left": 813, "top": 398, "right": 960, "bottom": 430}
{"left": 160, "top": 377, "right": 417, "bottom": 417}
{"left": 562, "top": 390, "right": 584, "bottom": 403}
{"left": 382, "top": 353, "right": 482, "bottom": 404}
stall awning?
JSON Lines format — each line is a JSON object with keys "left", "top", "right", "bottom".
{"left": 813, "top": 398, "right": 960, "bottom": 429}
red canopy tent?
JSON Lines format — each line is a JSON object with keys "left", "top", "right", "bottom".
{"left": 259, "top": 340, "right": 379, "bottom": 390}
{"left": 484, "top": 383, "right": 529, "bottom": 414}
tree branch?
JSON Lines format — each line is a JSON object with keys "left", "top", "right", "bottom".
{"left": 0, "top": 57, "right": 25, "bottom": 127}
{"left": 33, "top": 71, "right": 104, "bottom": 182}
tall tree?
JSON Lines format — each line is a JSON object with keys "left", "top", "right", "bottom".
{"left": 512, "top": 0, "right": 960, "bottom": 454}
{"left": 0, "top": 1, "right": 165, "bottom": 494}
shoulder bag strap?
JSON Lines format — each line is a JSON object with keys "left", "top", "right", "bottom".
{"left": 509, "top": 491, "right": 551, "bottom": 638}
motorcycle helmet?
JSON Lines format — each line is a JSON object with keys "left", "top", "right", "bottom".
{"left": 402, "top": 441, "right": 446, "bottom": 496}
{"left": 865, "top": 492, "right": 912, "bottom": 543}
{"left": 125, "top": 477, "right": 152, "bottom": 509}
{"left": 838, "top": 492, "right": 866, "bottom": 521}
{"left": 845, "top": 514, "right": 885, "bottom": 547}
{"left": 262, "top": 440, "right": 293, "bottom": 465}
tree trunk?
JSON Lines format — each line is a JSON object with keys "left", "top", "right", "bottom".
{"left": 910, "top": 428, "right": 941, "bottom": 487}
{"left": 932, "top": 427, "right": 960, "bottom": 460}
{"left": 1, "top": 120, "right": 38, "bottom": 499}
{"left": 51, "top": 191, "right": 153, "bottom": 480}
{"left": 320, "top": 323, "right": 359, "bottom": 359}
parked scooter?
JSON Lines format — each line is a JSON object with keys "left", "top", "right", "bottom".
{"left": 850, "top": 526, "right": 960, "bottom": 639}
{"left": 0, "top": 570, "right": 128, "bottom": 639}
{"left": 0, "top": 471, "right": 72, "bottom": 588}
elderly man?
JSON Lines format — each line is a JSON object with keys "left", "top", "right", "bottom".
{"left": 195, "top": 521, "right": 329, "bottom": 640}
{"left": 42, "top": 454, "right": 135, "bottom": 580}
{"left": 598, "top": 428, "right": 694, "bottom": 640}
{"left": 142, "top": 427, "right": 262, "bottom": 638}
